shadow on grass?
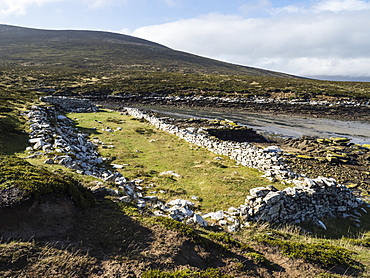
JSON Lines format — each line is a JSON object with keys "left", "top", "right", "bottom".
{"left": 0, "top": 132, "right": 29, "bottom": 155}
{"left": 63, "top": 197, "right": 153, "bottom": 259}
{"left": 0, "top": 195, "right": 153, "bottom": 261}
{"left": 297, "top": 212, "right": 370, "bottom": 240}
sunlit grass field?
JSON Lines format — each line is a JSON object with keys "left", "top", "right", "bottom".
{"left": 65, "top": 110, "right": 272, "bottom": 211}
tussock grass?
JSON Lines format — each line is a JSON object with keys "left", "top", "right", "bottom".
{"left": 256, "top": 235, "right": 364, "bottom": 270}
{"left": 237, "top": 223, "right": 369, "bottom": 275}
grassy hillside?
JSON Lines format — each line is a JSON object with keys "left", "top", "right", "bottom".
{"left": 0, "top": 24, "right": 299, "bottom": 78}
{"left": 1, "top": 66, "right": 370, "bottom": 102}
{"left": 1, "top": 24, "right": 370, "bottom": 100}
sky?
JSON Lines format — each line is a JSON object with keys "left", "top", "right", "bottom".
{"left": 1, "top": 0, "right": 370, "bottom": 81}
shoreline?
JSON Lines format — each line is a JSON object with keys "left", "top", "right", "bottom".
{"left": 96, "top": 98, "right": 370, "bottom": 123}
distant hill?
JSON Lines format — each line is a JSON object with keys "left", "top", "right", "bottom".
{"left": 0, "top": 24, "right": 299, "bottom": 78}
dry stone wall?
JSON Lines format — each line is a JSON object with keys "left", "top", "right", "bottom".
{"left": 124, "top": 107, "right": 368, "bottom": 229}
{"left": 24, "top": 97, "right": 368, "bottom": 232}
{"left": 40, "top": 96, "right": 98, "bottom": 113}
{"left": 124, "top": 107, "right": 297, "bottom": 181}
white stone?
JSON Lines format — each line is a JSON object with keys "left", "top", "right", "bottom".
{"left": 264, "top": 191, "right": 281, "bottom": 204}
{"left": 44, "top": 158, "right": 54, "bottom": 164}
{"left": 193, "top": 214, "right": 208, "bottom": 227}
{"left": 227, "top": 225, "right": 237, "bottom": 232}
{"left": 316, "top": 220, "right": 327, "bottom": 230}
{"left": 219, "top": 220, "right": 228, "bottom": 226}
{"left": 212, "top": 210, "right": 225, "bottom": 221}
{"left": 168, "top": 199, "right": 194, "bottom": 208}
{"left": 159, "top": 171, "right": 181, "bottom": 178}
{"left": 111, "top": 163, "right": 124, "bottom": 169}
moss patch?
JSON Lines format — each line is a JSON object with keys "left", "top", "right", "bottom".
{"left": 141, "top": 268, "right": 233, "bottom": 278}
{"left": 0, "top": 155, "right": 94, "bottom": 208}
{"left": 255, "top": 234, "right": 364, "bottom": 270}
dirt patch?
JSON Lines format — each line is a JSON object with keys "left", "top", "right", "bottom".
{"left": 0, "top": 193, "right": 77, "bottom": 240}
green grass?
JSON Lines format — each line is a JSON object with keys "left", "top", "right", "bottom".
{"left": 0, "top": 155, "right": 95, "bottom": 208}
{"left": 141, "top": 268, "right": 233, "bottom": 278}
{"left": 258, "top": 237, "right": 364, "bottom": 270}
{"left": 238, "top": 224, "right": 370, "bottom": 274}
{"left": 0, "top": 85, "right": 43, "bottom": 155}
{"left": 64, "top": 110, "right": 271, "bottom": 211}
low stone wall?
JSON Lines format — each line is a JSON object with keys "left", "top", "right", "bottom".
{"left": 124, "top": 107, "right": 298, "bottom": 182}
{"left": 24, "top": 105, "right": 118, "bottom": 180}
{"left": 40, "top": 96, "right": 98, "bottom": 113}
{"left": 124, "top": 107, "right": 367, "bottom": 229}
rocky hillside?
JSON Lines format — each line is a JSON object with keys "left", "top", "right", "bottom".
{"left": 0, "top": 24, "right": 298, "bottom": 77}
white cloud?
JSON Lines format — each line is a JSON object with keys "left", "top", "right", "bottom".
{"left": 0, "top": 0, "right": 61, "bottom": 16}
{"left": 130, "top": 0, "right": 370, "bottom": 79}
{"left": 0, "top": 0, "right": 128, "bottom": 16}
{"left": 313, "top": 0, "right": 370, "bottom": 13}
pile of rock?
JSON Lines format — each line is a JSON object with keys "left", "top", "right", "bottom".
{"left": 25, "top": 105, "right": 114, "bottom": 180}
{"left": 40, "top": 96, "right": 98, "bottom": 113}
{"left": 241, "top": 176, "right": 364, "bottom": 225}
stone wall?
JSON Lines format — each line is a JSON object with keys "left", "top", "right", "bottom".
{"left": 124, "top": 107, "right": 367, "bottom": 229}
{"left": 40, "top": 96, "right": 98, "bottom": 113}
{"left": 124, "top": 107, "right": 297, "bottom": 181}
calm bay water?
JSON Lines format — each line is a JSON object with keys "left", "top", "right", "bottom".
{"left": 140, "top": 106, "right": 370, "bottom": 145}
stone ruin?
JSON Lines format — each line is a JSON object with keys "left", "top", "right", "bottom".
{"left": 22, "top": 97, "right": 368, "bottom": 232}
{"left": 123, "top": 107, "right": 368, "bottom": 230}
{"left": 40, "top": 96, "right": 98, "bottom": 113}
